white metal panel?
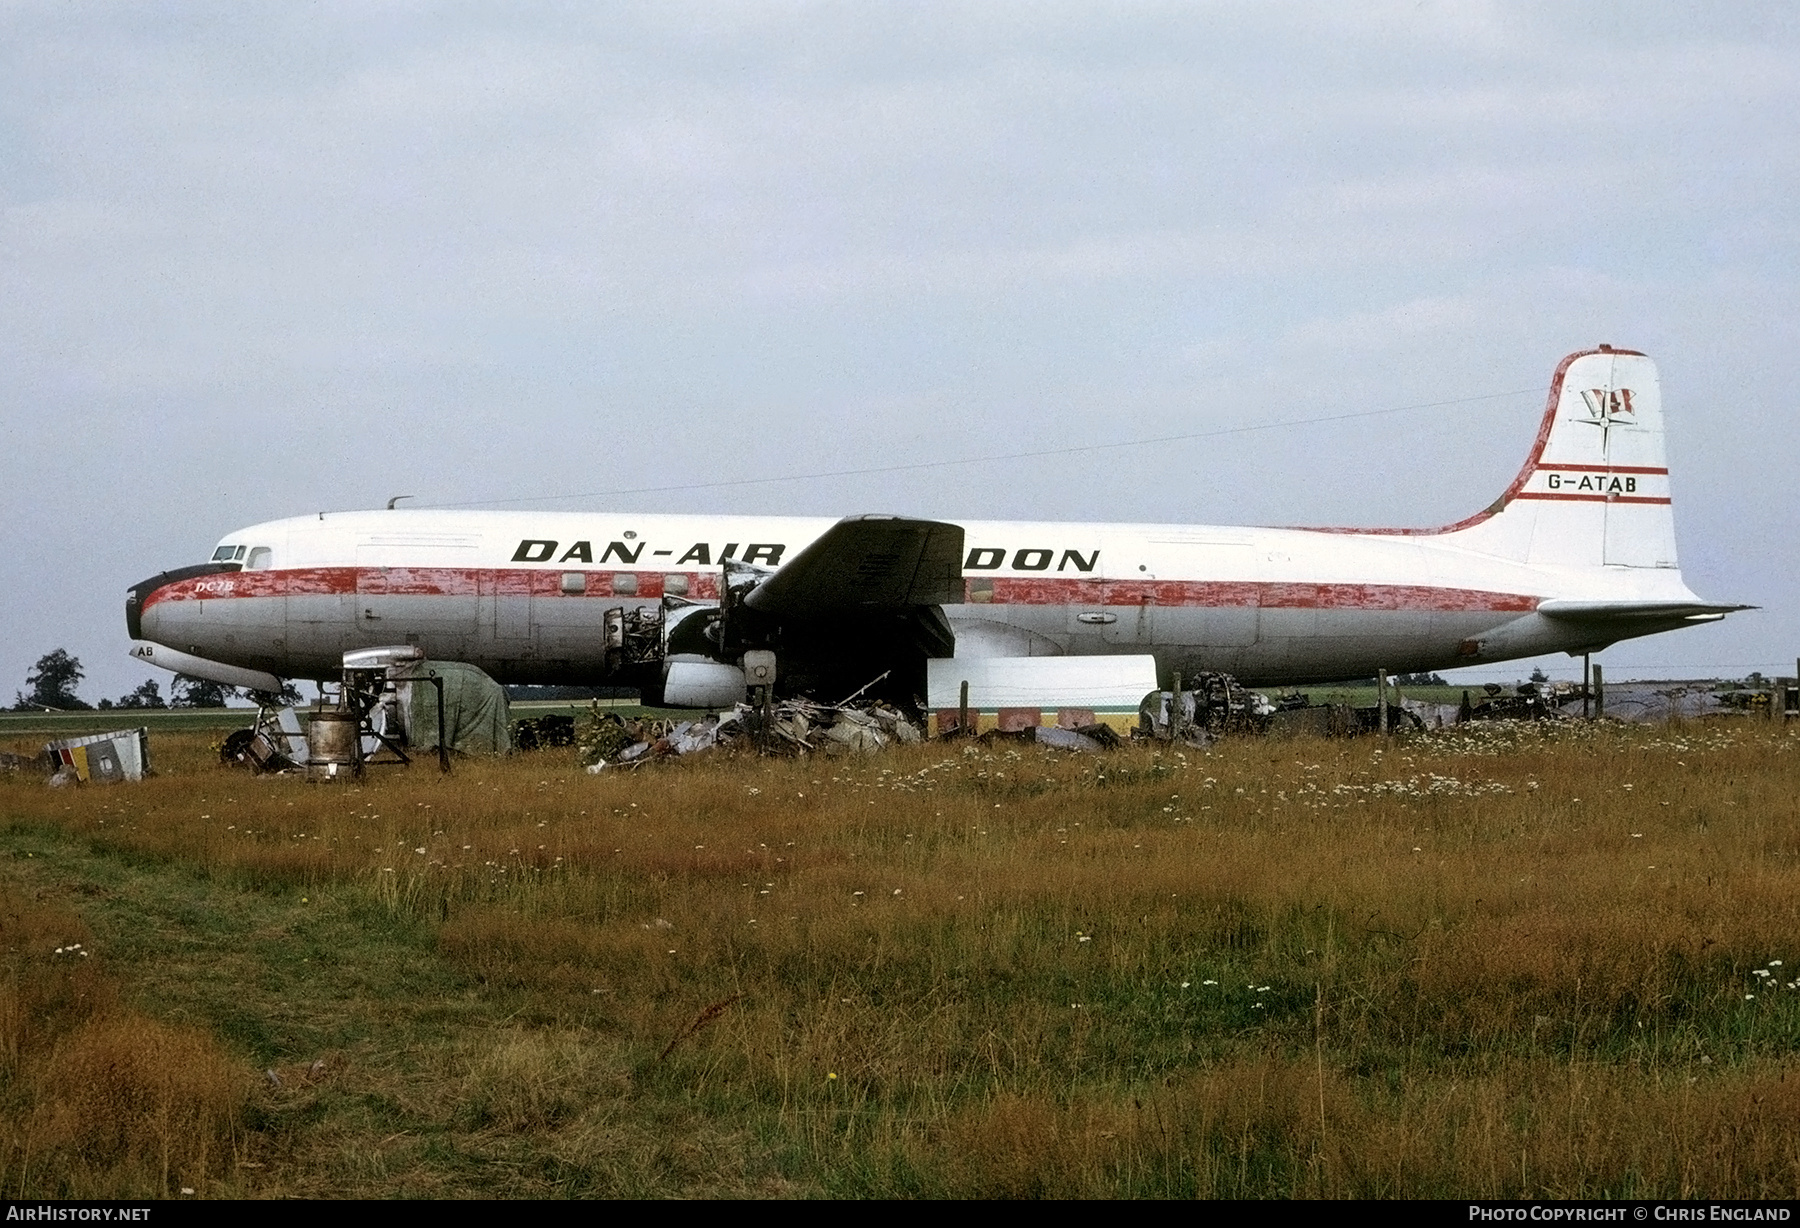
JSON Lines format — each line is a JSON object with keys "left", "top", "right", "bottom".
{"left": 928, "top": 655, "right": 1158, "bottom": 714}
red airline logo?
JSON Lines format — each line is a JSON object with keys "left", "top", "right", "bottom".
{"left": 1579, "top": 387, "right": 1636, "bottom": 420}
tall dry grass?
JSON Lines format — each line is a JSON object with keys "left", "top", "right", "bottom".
{"left": 28, "top": 1015, "right": 249, "bottom": 1195}
{"left": 0, "top": 883, "right": 249, "bottom": 1196}
{"left": 0, "top": 716, "right": 1796, "bottom": 1195}
{"left": 905, "top": 1055, "right": 1800, "bottom": 1198}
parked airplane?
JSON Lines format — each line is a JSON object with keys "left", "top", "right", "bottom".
{"left": 125, "top": 347, "right": 1742, "bottom": 707}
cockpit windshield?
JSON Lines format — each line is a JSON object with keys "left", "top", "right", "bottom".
{"left": 211, "top": 545, "right": 247, "bottom": 562}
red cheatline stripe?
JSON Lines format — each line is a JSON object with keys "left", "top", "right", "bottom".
{"left": 1533, "top": 463, "right": 1668, "bottom": 475}
{"left": 976, "top": 578, "right": 1537, "bottom": 612}
{"left": 1513, "top": 493, "right": 1673, "bottom": 506}
{"left": 142, "top": 567, "right": 1543, "bottom": 615}
{"left": 140, "top": 566, "right": 720, "bottom": 610}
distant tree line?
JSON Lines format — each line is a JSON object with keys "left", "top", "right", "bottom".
{"left": 9, "top": 649, "right": 286, "bottom": 711}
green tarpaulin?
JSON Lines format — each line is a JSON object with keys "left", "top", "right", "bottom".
{"left": 394, "top": 661, "right": 511, "bottom": 756}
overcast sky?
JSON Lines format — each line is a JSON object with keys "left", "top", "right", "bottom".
{"left": 4, "top": 1, "right": 1796, "bottom": 703}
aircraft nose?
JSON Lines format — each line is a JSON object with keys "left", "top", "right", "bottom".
{"left": 126, "top": 563, "right": 240, "bottom": 643}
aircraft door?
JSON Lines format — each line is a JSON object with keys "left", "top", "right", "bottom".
{"left": 353, "top": 541, "right": 483, "bottom": 660}
{"left": 485, "top": 569, "right": 536, "bottom": 651}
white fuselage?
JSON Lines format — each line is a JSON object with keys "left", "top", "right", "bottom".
{"left": 125, "top": 349, "right": 1730, "bottom": 697}
{"left": 131, "top": 506, "right": 1696, "bottom": 690}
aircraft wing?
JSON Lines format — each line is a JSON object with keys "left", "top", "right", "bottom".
{"left": 743, "top": 515, "right": 965, "bottom": 617}
{"left": 1536, "top": 599, "right": 1754, "bottom": 624}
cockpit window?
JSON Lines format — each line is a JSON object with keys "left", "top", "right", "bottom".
{"left": 212, "top": 545, "right": 246, "bottom": 562}
{"left": 245, "top": 547, "right": 273, "bottom": 571}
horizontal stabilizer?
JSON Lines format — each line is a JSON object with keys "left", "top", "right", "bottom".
{"left": 1536, "top": 599, "right": 1754, "bottom": 623}
{"left": 745, "top": 515, "right": 964, "bottom": 617}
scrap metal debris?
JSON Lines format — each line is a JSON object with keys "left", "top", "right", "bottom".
{"left": 1030, "top": 724, "right": 1110, "bottom": 753}
{"left": 1139, "top": 673, "right": 1276, "bottom": 744}
{"left": 221, "top": 705, "right": 311, "bottom": 771}
{"left": 577, "top": 670, "right": 1300, "bottom": 769}
{"left": 0, "top": 751, "right": 44, "bottom": 776}
{"left": 513, "top": 714, "right": 576, "bottom": 751}
{"left": 1462, "top": 681, "right": 1565, "bottom": 722}
{"left": 534, "top": 668, "right": 1800, "bottom": 773}
{"left": 580, "top": 697, "right": 924, "bottom": 770}
{"left": 42, "top": 728, "right": 152, "bottom": 783}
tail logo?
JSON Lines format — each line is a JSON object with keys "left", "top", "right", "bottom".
{"left": 1578, "top": 387, "right": 1636, "bottom": 421}
{"left": 1575, "top": 386, "right": 1639, "bottom": 453}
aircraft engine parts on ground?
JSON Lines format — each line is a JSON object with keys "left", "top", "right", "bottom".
{"left": 304, "top": 711, "right": 359, "bottom": 781}
{"left": 1139, "top": 672, "right": 1278, "bottom": 744}
{"left": 579, "top": 698, "right": 927, "bottom": 770}
{"left": 219, "top": 652, "right": 510, "bottom": 779}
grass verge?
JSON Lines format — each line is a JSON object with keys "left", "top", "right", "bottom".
{"left": 0, "top": 716, "right": 1795, "bottom": 1196}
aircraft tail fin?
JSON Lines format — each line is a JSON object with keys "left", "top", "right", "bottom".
{"left": 1437, "top": 347, "right": 1679, "bottom": 571}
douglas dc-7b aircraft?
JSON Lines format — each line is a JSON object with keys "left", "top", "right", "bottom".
{"left": 125, "top": 348, "right": 1742, "bottom": 708}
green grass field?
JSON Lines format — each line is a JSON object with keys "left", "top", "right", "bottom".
{"left": 1, "top": 716, "right": 1796, "bottom": 1198}
{"left": 0, "top": 707, "right": 258, "bottom": 739}
{"left": 0, "top": 697, "right": 682, "bottom": 743}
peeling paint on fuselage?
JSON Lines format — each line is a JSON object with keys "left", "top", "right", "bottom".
{"left": 133, "top": 507, "right": 1683, "bottom": 689}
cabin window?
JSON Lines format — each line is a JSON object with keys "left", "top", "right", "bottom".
{"left": 560, "top": 572, "right": 587, "bottom": 595}
{"left": 968, "top": 578, "right": 994, "bottom": 604}
{"left": 612, "top": 573, "right": 638, "bottom": 596}
{"left": 664, "top": 573, "right": 689, "bottom": 597}
{"left": 245, "top": 547, "right": 273, "bottom": 571}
